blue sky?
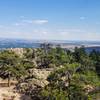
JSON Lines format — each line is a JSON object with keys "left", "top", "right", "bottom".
{"left": 0, "top": 0, "right": 100, "bottom": 41}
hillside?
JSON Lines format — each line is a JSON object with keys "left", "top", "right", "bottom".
{"left": 0, "top": 46, "right": 100, "bottom": 100}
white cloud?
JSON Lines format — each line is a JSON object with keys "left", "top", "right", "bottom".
{"left": 59, "top": 29, "right": 83, "bottom": 33}
{"left": 22, "top": 19, "right": 48, "bottom": 24}
{"left": 14, "top": 19, "right": 48, "bottom": 26}
{"left": 14, "top": 23, "right": 26, "bottom": 26}
{"left": 80, "top": 16, "right": 85, "bottom": 20}
{"left": 22, "top": 20, "right": 33, "bottom": 24}
{"left": 0, "top": 29, "right": 100, "bottom": 41}
{"left": 20, "top": 16, "right": 25, "bottom": 19}
{"left": 56, "top": 29, "right": 100, "bottom": 41}
{"left": 1, "top": 20, "right": 100, "bottom": 41}
{"left": 33, "top": 20, "right": 48, "bottom": 24}
{"left": 84, "top": 32, "right": 100, "bottom": 40}
{"left": 59, "top": 31, "right": 99, "bottom": 41}
{"left": 14, "top": 19, "right": 33, "bottom": 26}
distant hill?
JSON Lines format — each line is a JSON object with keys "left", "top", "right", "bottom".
{"left": 0, "top": 38, "right": 100, "bottom": 52}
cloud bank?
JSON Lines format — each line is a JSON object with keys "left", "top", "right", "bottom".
{"left": 14, "top": 19, "right": 48, "bottom": 26}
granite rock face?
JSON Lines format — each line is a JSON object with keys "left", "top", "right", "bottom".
{"left": 9, "top": 48, "right": 24, "bottom": 57}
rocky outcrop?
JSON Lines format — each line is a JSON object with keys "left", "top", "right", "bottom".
{"left": 16, "top": 68, "right": 53, "bottom": 95}
{"left": 10, "top": 48, "right": 24, "bottom": 57}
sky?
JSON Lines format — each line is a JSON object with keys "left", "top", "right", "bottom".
{"left": 0, "top": 0, "right": 100, "bottom": 41}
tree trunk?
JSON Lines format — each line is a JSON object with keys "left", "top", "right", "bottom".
{"left": 8, "top": 73, "right": 10, "bottom": 87}
{"left": 67, "top": 72, "right": 71, "bottom": 100}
